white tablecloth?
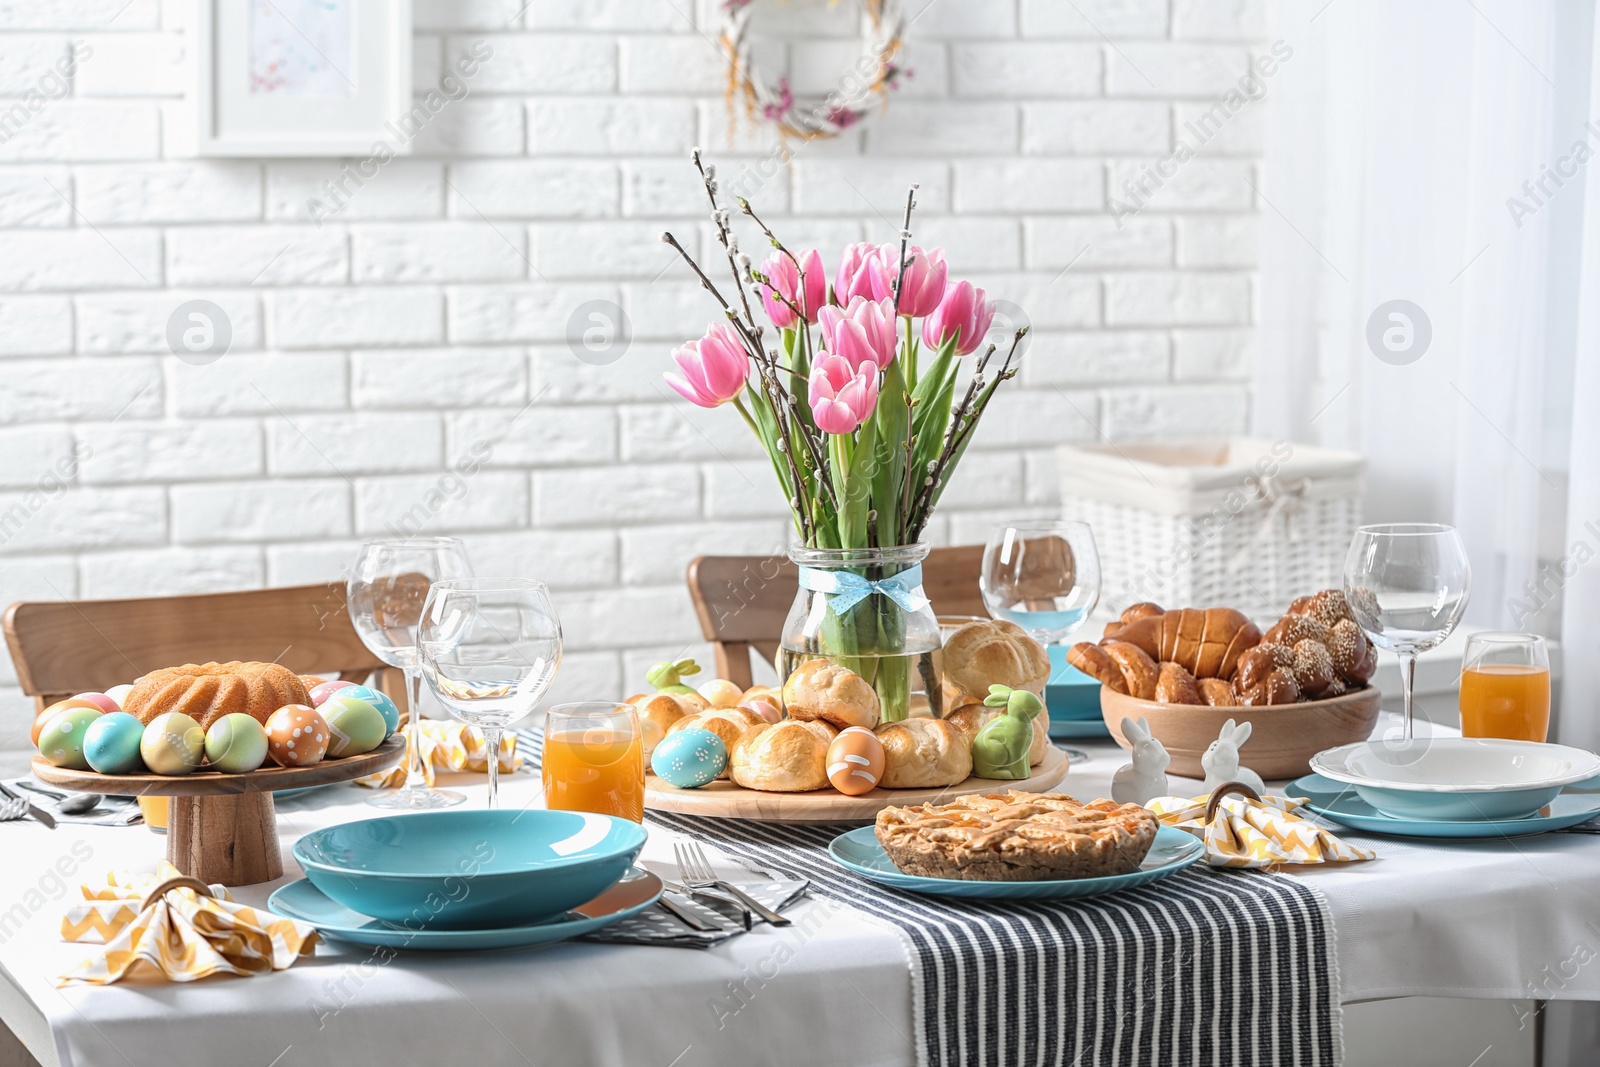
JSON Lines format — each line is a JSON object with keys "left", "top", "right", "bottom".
{"left": 1, "top": 712, "right": 1597, "bottom": 1067}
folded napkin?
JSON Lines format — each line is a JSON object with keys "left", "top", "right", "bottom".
{"left": 1147, "top": 793, "right": 1378, "bottom": 868}
{"left": 354, "top": 720, "right": 522, "bottom": 789}
{"left": 583, "top": 879, "right": 810, "bottom": 949}
{"left": 57, "top": 862, "right": 319, "bottom": 985}
{"left": 4, "top": 779, "right": 141, "bottom": 826}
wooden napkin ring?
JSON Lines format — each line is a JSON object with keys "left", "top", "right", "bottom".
{"left": 140, "top": 876, "right": 215, "bottom": 913}
{"left": 1205, "top": 781, "right": 1262, "bottom": 823}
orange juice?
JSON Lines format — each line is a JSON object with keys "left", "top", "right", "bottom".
{"left": 542, "top": 729, "right": 644, "bottom": 822}
{"left": 1460, "top": 664, "right": 1551, "bottom": 742}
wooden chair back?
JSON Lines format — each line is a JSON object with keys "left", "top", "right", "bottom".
{"left": 686, "top": 545, "right": 988, "bottom": 687}
{"left": 4, "top": 583, "right": 402, "bottom": 713}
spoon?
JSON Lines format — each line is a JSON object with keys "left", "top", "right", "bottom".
{"left": 56, "top": 793, "right": 101, "bottom": 816}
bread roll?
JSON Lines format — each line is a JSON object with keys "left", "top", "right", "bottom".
{"left": 1197, "top": 677, "right": 1237, "bottom": 707}
{"left": 944, "top": 702, "right": 1051, "bottom": 766}
{"left": 1067, "top": 643, "right": 1125, "bottom": 693}
{"left": 1110, "top": 607, "right": 1260, "bottom": 679}
{"left": 729, "top": 720, "right": 837, "bottom": 792}
{"left": 668, "top": 706, "right": 766, "bottom": 777}
{"left": 874, "top": 717, "right": 973, "bottom": 788}
{"left": 632, "top": 692, "right": 707, "bottom": 756}
{"left": 1155, "top": 661, "right": 1201, "bottom": 704}
{"left": 782, "top": 659, "right": 880, "bottom": 730}
{"left": 1102, "top": 641, "right": 1158, "bottom": 700}
{"left": 940, "top": 619, "right": 1050, "bottom": 700}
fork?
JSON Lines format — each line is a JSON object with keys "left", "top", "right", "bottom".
{"left": 0, "top": 797, "right": 29, "bottom": 822}
{"left": 674, "top": 840, "right": 790, "bottom": 927}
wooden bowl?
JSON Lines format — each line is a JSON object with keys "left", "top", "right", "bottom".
{"left": 1100, "top": 686, "right": 1383, "bottom": 779}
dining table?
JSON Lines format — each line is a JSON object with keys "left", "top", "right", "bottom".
{"left": 0, "top": 711, "right": 1598, "bottom": 1067}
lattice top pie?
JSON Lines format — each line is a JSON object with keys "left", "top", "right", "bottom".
{"left": 874, "top": 791, "right": 1159, "bottom": 882}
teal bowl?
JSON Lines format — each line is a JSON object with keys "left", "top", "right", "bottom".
{"left": 292, "top": 810, "right": 647, "bottom": 929}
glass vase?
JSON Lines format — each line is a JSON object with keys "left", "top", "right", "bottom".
{"left": 779, "top": 544, "right": 943, "bottom": 723}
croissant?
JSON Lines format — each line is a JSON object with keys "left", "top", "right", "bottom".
{"left": 1099, "top": 606, "right": 1261, "bottom": 680}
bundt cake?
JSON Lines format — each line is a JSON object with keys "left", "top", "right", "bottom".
{"left": 122, "top": 661, "right": 312, "bottom": 730}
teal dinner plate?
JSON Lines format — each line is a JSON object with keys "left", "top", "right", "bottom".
{"left": 1045, "top": 649, "right": 1102, "bottom": 722}
{"left": 828, "top": 824, "right": 1204, "bottom": 900}
{"left": 1048, "top": 717, "right": 1112, "bottom": 740}
{"left": 1287, "top": 774, "right": 1600, "bottom": 839}
{"left": 268, "top": 868, "right": 663, "bottom": 951}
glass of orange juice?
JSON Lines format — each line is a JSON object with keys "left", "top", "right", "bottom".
{"left": 1459, "top": 632, "right": 1550, "bottom": 742}
{"left": 542, "top": 703, "right": 644, "bottom": 822}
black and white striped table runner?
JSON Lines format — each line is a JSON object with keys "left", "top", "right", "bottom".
{"left": 520, "top": 729, "right": 1343, "bottom": 1067}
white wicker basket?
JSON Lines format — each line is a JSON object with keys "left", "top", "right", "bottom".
{"left": 1057, "top": 437, "right": 1366, "bottom": 624}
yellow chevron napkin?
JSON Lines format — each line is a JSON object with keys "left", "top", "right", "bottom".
{"left": 353, "top": 719, "right": 522, "bottom": 790}
{"left": 1146, "top": 794, "right": 1377, "bottom": 868}
{"left": 58, "top": 862, "right": 318, "bottom": 986}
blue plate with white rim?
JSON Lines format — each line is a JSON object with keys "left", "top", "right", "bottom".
{"left": 1045, "top": 650, "right": 1110, "bottom": 739}
{"left": 268, "top": 868, "right": 663, "bottom": 951}
{"left": 1287, "top": 773, "right": 1600, "bottom": 839}
{"left": 828, "top": 824, "right": 1204, "bottom": 900}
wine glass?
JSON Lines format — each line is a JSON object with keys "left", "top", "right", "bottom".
{"left": 347, "top": 537, "right": 473, "bottom": 809}
{"left": 417, "top": 578, "right": 563, "bottom": 810}
{"left": 1343, "top": 523, "right": 1471, "bottom": 741}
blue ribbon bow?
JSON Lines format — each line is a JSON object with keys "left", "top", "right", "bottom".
{"left": 796, "top": 564, "right": 931, "bottom": 615}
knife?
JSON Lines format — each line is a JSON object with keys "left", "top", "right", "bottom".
{"left": 0, "top": 782, "right": 55, "bottom": 829}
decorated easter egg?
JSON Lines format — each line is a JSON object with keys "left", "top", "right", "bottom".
{"left": 205, "top": 713, "right": 269, "bottom": 774}
{"left": 738, "top": 700, "right": 783, "bottom": 724}
{"left": 321, "top": 695, "right": 387, "bottom": 758}
{"left": 698, "top": 679, "right": 745, "bottom": 708}
{"left": 265, "top": 704, "right": 330, "bottom": 768}
{"left": 308, "top": 679, "right": 358, "bottom": 706}
{"left": 83, "top": 712, "right": 145, "bottom": 774}
{"left": 826, "top": 726, "right": 886, "bottom": 796}
{"left": 104, "top": 683, "right": 135, "bottom": 709}
{"left": 37, "top": 707, "right": 104, "bottom": 770}
{"left": 72, "top": 692, "right": 122, "bottom": 715}
{"left": 31, "top": 699, "right": 101, "bottom": 747}
{"left": 339, "top": 685, "right": 400, "bottom": 736}
{"left": 140, "top": 712, "right": 206, "bottom": 775}
{"left": 650, "top": 727, "right": 727, "bottom": 788}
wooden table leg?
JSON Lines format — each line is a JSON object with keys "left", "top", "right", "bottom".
{"left": 167, "top": 791, "right": 283, "bottom": 886}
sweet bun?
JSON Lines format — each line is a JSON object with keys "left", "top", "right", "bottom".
{"left": 1155, "top": 662, "right": 1202, "bottom": 704}
{"left": 1197, "top": 677, "right": 1237, "bottom": 707}
{"left": 944, "top": 702, "right": 1051, "bottom": 767}
{"left": 1066, "top": 643, "right": 1125, "bottom": 693}
{"left": 874, "top": 717, "right": 973, "bottom": 788}
{"left": 632, "top": 692, "right": 708, "bottom": 756}
{"left": 781, "top": 659, "right": 880, "bottom": 730}
{"left": 667, "top": 707, "right": 765, "bottom": 777}
{"left": 729, "top": 720, "right": 837, "bottom": 792}
{"left": 1102, "top": 641, "right": 1159, "bottom": 700}
{"left": 940, "top": 619, "right": 1050, "bottom": 700}
{"left": 1328, "top": 619, "right": 1377, "bottom": 685}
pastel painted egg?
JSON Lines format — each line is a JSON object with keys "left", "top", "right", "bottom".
{"left": 308, "top": 679, "right": 358, "bottom": 706}
{"left": 32, "top": 699, "right": 101, "bottom": 746}
{"left": 697, "top": 679, "right": 745, "bottom": 708}
{"left": 321, "top": 695, "right": 386, "bottom": 758}
{"left": 339, "top": 685, "right": 400, "bottom": 736}
{"left": 37, "top": 707, "right": 104, "bottom": 770}
{"left": 205, "top": 713, "right": 269, "bottom": 774}
{"left": 738, "top": 700, "right": 783, "bottom": 724}
{"left": 140, "top": 712, "right": 206, "bottom": 776}
{"left": 826, "top": 726, "right": 886, "bottom": 796}
{"left": 104, "top": 683, "right": 135, "bottom": 709}
{"left": 72, "top": 692, "right": 122, "bottom": 715}
{"left": 83, "top": 712, "right": 145, "bottom": 774}
{"left": 265, "top": 704, "right": 329, "bottom": 768}
{"left": 650, "top": 727, "right": 727, "bottom": 789}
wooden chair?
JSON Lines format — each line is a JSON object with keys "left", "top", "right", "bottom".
{"left": 3, "top": 582, "right": 402, "bottom": 714}
{"left": 686, "top": 545, "right": 988, "bottom": 687}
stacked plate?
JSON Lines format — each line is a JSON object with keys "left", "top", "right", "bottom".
{"left": 1290, "top": 737, "right": 1600, "bottom": 838}
{"left": 268, "top": 810, "right": 659, "bottom": 950}
{"left": 1044, "top": 647, "right": 1110, "bottom": 740}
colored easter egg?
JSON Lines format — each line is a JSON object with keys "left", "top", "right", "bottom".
{"left": 826, "top": 726, "right": 886, "bottom": 796}
{"left": 82, "top": 712, "right": 145, "bottom": 774}
{"left": 37, "top": 707, "right": 104, "bottom": 770}
{"left": 265, "top": 704, "right": 329, "bottom": 768}
{"left": 104, "top": 683, "right": 135, "bottom": 709}
{"left": 309, "top": 679, "right": 358, "bottom": 706}
{"left": 650, "top": 727, "right": 727, "bottom": 788}
{"left": 697, "top": 679, "right": 745, "bottom": 708}
{"left": 321, "top": 696, "right": 387, "bottom": 758}
{"left": 205, "top": 713, "right": 269, "bottom": 774}
{"left": 32, "top": 699, "right": 101, "bottom": 746}
{"left": 140, "top": 712, "right": 206, "bottom": 776}
{"left": 72, "top": 692, "right": 122, "bottom": 715}
{"left": 339, "top": 685, "right": 400, "bottom": 736}
{"left": 738, "top": 700, "right": 783, "bottom": 724}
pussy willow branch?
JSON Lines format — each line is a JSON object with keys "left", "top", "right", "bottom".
{"left": 891, "top": 185, "right": 917, "bottom": 314}
{"left": 692, "top": 148, "right": 760, "bottom": 332}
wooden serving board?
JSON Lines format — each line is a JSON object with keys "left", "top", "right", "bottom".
{"left": 644, "top": 744, "right": 1070, "bottom": 823}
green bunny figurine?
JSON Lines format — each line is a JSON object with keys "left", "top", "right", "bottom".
{"left": 972, "top": 684, "right": 1044, "bottom": 780}
{"left": 645, "top": 658, "right": 702, "bottom": 696}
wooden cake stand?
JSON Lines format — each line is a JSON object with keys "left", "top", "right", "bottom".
{"left": 644, "top": 744, "right": 1070, "bottom": 823}
{"left": 32, "top": 737, "right": 404, "bottom": 886}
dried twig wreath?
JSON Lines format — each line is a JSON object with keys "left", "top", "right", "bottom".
{"left": 719, "top": 0, "right": 909, "bottom": 141}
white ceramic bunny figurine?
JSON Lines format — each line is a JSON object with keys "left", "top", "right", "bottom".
{"left": 1112, "top": 716, "right": 1170, "bottom": 806}
{"left": 1201, "top": 719, "right": 1266, "bottom": 795}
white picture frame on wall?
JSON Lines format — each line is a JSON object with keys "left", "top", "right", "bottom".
{"left": 192, "top": 0, "right": 412, "bottom": 157}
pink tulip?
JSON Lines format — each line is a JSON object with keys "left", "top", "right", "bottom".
{"left": 809, "top": 354, "right": 879, "bottom": 434}
{"left": 873, "top": 244, "right": 948, "bottom": 317}
{"left": 921, "top": 280, "right": 996, "bottom": 355}
{"left": 818, "top": 296, "right": 898, "bottom": 373}
{"left": 664, "top": 323, "right": 749, "bottom": 407}
{"left": 758, "top": 248, "right": 827, "bottom": 328}
{"left": 834, "top": 242, "right": 890, "bottom": 306}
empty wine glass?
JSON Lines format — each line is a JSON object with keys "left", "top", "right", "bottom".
{"left": 981, "top": 520, "right": 1101, "bottom": 645}
{"left": 1343, "top": 523, "right": 1471, "bottom": 741}
{"left": 348, "top": 537, "right": 473, "bottom": 809}
{"left": 417, "top": 578, "right": 563, "bottom": 810}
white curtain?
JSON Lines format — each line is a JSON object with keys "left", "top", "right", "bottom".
{"left": 1258, "top": 0, "right": 1600, "bottom": 750}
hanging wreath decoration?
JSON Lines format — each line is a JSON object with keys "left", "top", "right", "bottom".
{"left": 720, "top": 0, "right": 909, "bottom": 142}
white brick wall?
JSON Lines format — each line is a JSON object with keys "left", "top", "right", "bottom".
{"left": 0, "top": 0, "right": 1264, "bottom": 754}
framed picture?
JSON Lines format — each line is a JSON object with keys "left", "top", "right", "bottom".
{"left": 192, "top": 0, "right": 412, "bottom": 157}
